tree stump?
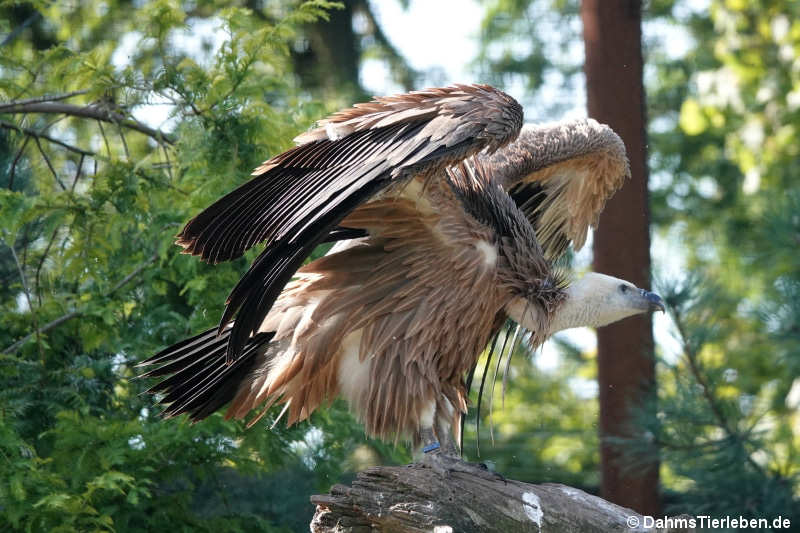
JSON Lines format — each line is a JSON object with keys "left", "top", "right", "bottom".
{"left": 311, "top": 463, "right": 693, "bottom": 532}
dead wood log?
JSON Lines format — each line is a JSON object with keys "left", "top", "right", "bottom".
{"left": 311, "top": 463, "right": 693, "bottom": 532}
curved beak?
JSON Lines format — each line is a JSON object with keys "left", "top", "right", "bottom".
{"left": 641, "top": 289, "right": 665, "bottom": 313}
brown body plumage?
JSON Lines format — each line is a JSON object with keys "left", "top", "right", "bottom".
{"left": 224, "top": 169, "right": 563, "bottom": 441}
{"left": 140, "top": 84, "right": 663, "bottom": 450}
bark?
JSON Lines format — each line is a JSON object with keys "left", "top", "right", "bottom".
{"left": 310, "top": 463, "right": 693, "bottom": 532}
{"left": 581, "top": 0, "right": 659, "bottom": 516}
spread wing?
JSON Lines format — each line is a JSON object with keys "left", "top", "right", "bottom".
{"left": 175, "top": 84, "right": 523, "bottom": 361}
{"left": 460, "top": 120, "right": 628, "bottom": 446}
{"left": 478, "top": 119, "right": 629, "bottom": 261}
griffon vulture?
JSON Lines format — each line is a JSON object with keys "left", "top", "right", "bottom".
{"left": 139, "top": 84, "right": 664, "bottom": 466}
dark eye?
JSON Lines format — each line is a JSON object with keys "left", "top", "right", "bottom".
{"left": 619, "top": 284, "right": 629, "bottom": 294}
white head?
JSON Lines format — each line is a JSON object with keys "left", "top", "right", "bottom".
{"left": 505, "top": 272, "right": 665, "bottom": 338}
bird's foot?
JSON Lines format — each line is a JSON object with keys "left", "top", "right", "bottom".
{"left": 420, "top": 450, "right": 505, "bottom": 483}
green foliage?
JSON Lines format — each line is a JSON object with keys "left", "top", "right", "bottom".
{"left": 628, "top": 275, "right": 799, "bottom": 521}
{"left": 475, "top": 0, "right": 583, "bottom": 117}
{"left": 641, "top": 0, "right": 800, "bottom": 517}
{"left": 0, "top": 1, "right": 405, "bottom": 531}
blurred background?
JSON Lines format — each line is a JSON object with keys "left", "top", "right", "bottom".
{"left": 1, "top": 0, "right": 799, "bottom": 530}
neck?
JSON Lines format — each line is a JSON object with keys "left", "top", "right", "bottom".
{"left": 546, "top": 273, "right": 617, "bottom": 334}
{"left": 547, "top": 292, "right": 600, "bottom": 334}
{"left": 504, "top": 278, "right": 604, "bottom": 342}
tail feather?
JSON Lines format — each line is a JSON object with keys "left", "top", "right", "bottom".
{"left": 138, "top": 327, "right": 274, "bottom": 422}
{"left": 140, "top": 329, "right": 228, "bottom": 379}
{"left": 141, "top": 328, "right": 222, "bottom": 367}
{"left": 159, "top": 336, "right": 265, "bottom": 413}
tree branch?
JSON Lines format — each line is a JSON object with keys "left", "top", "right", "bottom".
{"left": 33, "top": 136, "right": 67, "bottom": 190}
{"left": 70, "top": 153, "right": 85, "bottom": 193}
{"left": 1, "top": 102, "right": 175, "bottom": 144}
{"left": 0, "top": 119, "right": 95, "bottom": 157}
{"left": 671, "top": 308, "right": 766, "bottom": 477}
{"left": 0, "top": 90, "right": 90, "bottom": 111}
{"left": 8, "top": 243, "right": 45, "bottom": 360}
{"left": 357, "top": 1, "right": 418, "bottom": 91}
{"left": 97, "top": 119, "right": 112, "bottom": 157}
{"left": 161, "top": 143, "right": 174, "bottom": 180}
{"left": 117, "top": 120, "right": 131, "bottom": 159}
{"left": 2, "top": 311, "right": 81, "bottom": 355}
{"left": 311, "top": 464, "right": 693, "bottom": 532}
{"left": 7, "top": 134, "right": 31, "bottom": 190}
{"left": 35, "top": 226, "right": 60, "bottom": 307}
{"left": 109, "top": 252, "right": 159, "bottom": 295}
{"left": 9, "top": 245, "right": 36, "bottom": 326}
{"left": 2, "top": 252, "right": 159, "bottom": 354}
{"left": 0, "top": 11, "right": 42, "bottom": 47}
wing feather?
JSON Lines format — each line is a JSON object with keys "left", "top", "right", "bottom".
{"left": 177, "top": 85, "right": 522, "bottom": 263}
{"left": 478, "top": 118, "right": 629, "bottom": 260}
{"left": 176, "top": 85, "right": 522, "bottom": 362}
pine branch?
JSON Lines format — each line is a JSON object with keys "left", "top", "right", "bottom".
{"left": 70, "top": 154, "right": 85, "bottom": 193}
{"left": 0, "top": 11, "right": 42, "bottom": 47}
{"left": 109, "top": 252, "right": 159, "bottom": 294}
{"left": 35, "top": 226, "right": 60, "bottom": 307}
{"left": 96, "top": 119, "right": 112, "bottom": 157}
{"left": 2, "top": 311, "right": 81, "bottom": 355}
{"left": 670, "top": 306, "right": 767, "bottom": 477}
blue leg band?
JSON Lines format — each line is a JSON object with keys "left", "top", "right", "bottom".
{"left": 423, "top": 442, "right": 440, "bottom": 453}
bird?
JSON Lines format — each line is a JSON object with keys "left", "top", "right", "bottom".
{"left": 138, "top": 84, "right": 665, "bottom": 464}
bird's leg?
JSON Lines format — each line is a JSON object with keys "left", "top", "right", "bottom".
{"left": 420, "top": 429, "right": 504, "bottom": 481}
{"left": 419, "top": 403, "right": 504, "bottom": 482}
{"left": 439, "top": 430, "right": 461, "bottom": 457}
{"left": 435, "top": 408, "right": 462, "bottom": 457}
{"left": 420, "top": 426, "right": 442, "bottom": 455}
{"left": 419, "top": 426, "right": 461, "bottom": 457}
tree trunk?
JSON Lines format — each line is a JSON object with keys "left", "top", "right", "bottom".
{"left": 291, "top": 0, "right": 366, "bottom": 99}
{"left": 310, "top": 463, "right": 692, "bottom": 532}
{"left": 581, "top": 0, "right": 659, "bottom": 516}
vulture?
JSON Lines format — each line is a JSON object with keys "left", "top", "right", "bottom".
{"left": 139, "top": 84, "right": 664, "bottom": 466}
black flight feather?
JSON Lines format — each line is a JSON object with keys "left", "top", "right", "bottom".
{"left": 139, "top": 327, "right": 274, "bottom": 422}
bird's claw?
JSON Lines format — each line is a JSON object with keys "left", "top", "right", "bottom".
{"left": 421, "top": 452, "right": 505, "bottom": 483}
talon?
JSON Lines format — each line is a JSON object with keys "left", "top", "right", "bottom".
{"left": 421, "top": 452, "right": 505, "bottom": 482}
